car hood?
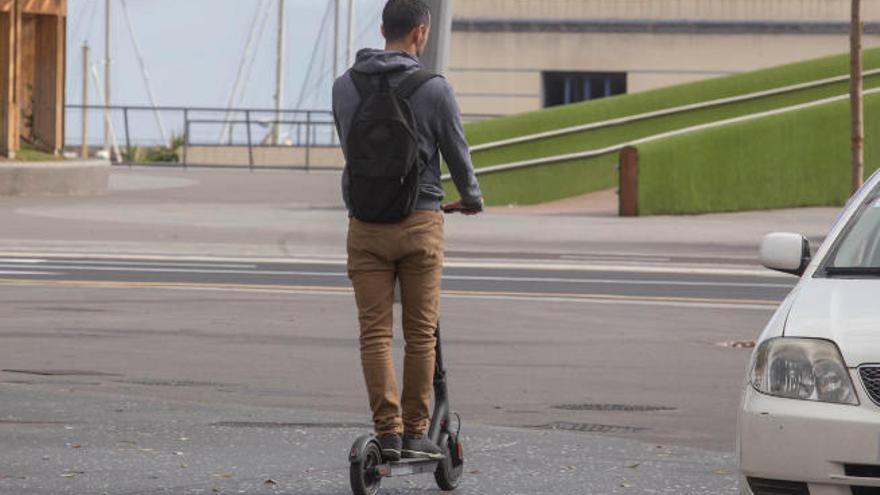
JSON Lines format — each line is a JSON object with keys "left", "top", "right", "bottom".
{"left": 784, "top": 279, "right": 880, "bottom": 367}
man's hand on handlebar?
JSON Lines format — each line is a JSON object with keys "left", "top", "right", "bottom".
{"left": 441, "top": 199, "right": 483, "bottom": 215}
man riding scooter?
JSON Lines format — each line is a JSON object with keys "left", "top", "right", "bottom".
{"left": 332, "top": 0, "right": 483, "bottom": 462}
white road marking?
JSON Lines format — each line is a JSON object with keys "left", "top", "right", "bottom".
{"left": 0, "top": 280, "right": 775, "bottom": 310}
{"left": 0, "top": 263, "right": 792, "bottom": 289}
{"left": 0, "top": 264, "right": 321, "bottom": 276}
{"left": 443, "top": 274, "right": 793, "bottom": 288}
{"left": 442, "top": 260, "right": 781, "bottom": 277}
{"left": 0, "top": 252, "right": 779, "bottom": 277}
{"left": 0, "top": 271, "right": 58, "bottom": 276}
{"left": 25, "top": 259, "right": 256, "bottom": 269}
{"left": 443, "top": 292, "right": 776, "bottom": 311}
{"left": 559, "top": 255, "right": 673, "bottom": 263}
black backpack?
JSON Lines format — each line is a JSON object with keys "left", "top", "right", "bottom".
{"left": 346, "top": 69, "right": 439, "bottom": 223}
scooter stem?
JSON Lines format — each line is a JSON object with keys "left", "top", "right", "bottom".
{"left": 427, "top": 323, "right": 450, "bottom": 445}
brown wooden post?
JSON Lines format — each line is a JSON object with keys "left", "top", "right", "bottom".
{"left": 0, "top": 0, "right": 21, "bottom": 158}
{"left": 33, "top": 10, "right": 64, "bottom": 152}
{"left": 618, "top": 146, "right": 639, "bottom": 217}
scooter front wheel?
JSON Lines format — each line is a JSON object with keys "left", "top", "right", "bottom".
{"left": 434, "top": 432, "right": 464, "bottom": 491}
{"left": 350, "top": 439, "right": 383, "bottom": 495}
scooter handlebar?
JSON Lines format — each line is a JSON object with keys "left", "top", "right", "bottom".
{"left": 441, "top": 204, "right": 483, "bottom": 215}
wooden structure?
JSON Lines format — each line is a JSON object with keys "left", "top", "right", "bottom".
{"left": 618, "top": 146, "right": 639, "bottom": 217}
{"left": 0, "top": 0, "right": 66, "bottom": 158}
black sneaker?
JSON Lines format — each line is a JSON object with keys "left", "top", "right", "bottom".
{"left": 401, "top": 435, "right": 444, "bottom": 460}
{"left": 378, "top": 434, "right": 401, "bottom": 461}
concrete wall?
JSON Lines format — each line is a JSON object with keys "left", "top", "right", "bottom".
{"left": 448, "top": 31, "right": 880, "bottom": 115}
{"left": 454, "top": 0, "right": 880, "bottom": 21}
{"left": 0, "top": 160, "right": 109, "bottom": 197}
{"left": 448, "top": 0, "right": 880, "bottom": 116}
{"left": 184, "top": 146, "right": 344, "bottom": 169}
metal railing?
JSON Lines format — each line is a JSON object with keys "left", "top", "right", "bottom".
{"left": 64, "top": 104, "right": 498, "bottom": 169}
{"left": 183, "top": 117, "right": 337, "bottom": 170}
{"left": 64, "top": 104, "right": 337, "bottom": 168}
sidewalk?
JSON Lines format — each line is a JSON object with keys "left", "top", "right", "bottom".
{"left": 0, "top": 386, "right": 737, "bottom": 495}
{"left": 0, "top": 167, "right": 840, "bottom": 268}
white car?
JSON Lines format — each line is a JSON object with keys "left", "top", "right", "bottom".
{"left": 739, "top": 171, "right": 880, "bottom": 495}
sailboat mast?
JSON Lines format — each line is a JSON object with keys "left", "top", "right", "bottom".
{"left": 333, "top": 0, "right": 340, "bottom": 80}
{"left": 346, "top": 0, "right": 354, "bottom": 68}
{"left": 273, "top": 0, "right": 286, "bottom": 145}
{"left": 103, "top": 0, "right": 112, "bottom": 155}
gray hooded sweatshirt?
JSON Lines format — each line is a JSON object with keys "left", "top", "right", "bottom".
{"left": 332, "top": 49, "right": 482, "bottom": 212}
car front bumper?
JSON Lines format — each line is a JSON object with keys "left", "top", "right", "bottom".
{"left": 739, "top": 376, "right": 880, "bottom": 494}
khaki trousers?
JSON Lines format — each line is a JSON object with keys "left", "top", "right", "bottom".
{"left": 347, "top": 210, "right": 444, "bottom": 437}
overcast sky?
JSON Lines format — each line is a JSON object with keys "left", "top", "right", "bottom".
{"left": 65, "top": 0, "right": 387, "bottom": 111}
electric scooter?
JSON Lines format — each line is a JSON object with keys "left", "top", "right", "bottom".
{"left": 348, "top": 323, "right": 464, "bottom": 495}
{"left": 348, "top": 204, "right": 477, "bottom": 495}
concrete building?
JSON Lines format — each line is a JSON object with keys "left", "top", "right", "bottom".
{"left": 447, "top": 0, "right": 880, "bottom": 116}
{"left": 0, "top": 0, "right": 67, "bottom": 158}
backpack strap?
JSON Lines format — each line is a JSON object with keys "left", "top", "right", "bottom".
{"left": 394, "top": 70, "right": 441, "bottom": 100}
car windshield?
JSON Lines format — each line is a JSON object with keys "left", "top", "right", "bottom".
{"left": 826, "top": 195, "right": 880, "bottom": 271}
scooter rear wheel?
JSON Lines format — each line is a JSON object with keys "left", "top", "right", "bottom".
{"left": 434, "top": 432, "right": 464, "bottom": 491}
{"left": 350, "top": 440, "right": 383, "bottom": 495}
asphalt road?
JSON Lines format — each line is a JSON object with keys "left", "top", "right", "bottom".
{"left": 0, "top": 387, "right": 739, "bottom": 495}
{"left": 0, "top": 253, "right": 791, "bottom": 452}
{"left": 0, "top": 257, "right": 773, "bottom": 493}
{"left": 0, "top": 255, "right": 793, "bottom": 309}
{"left": 0, "top": 168, "right": 823, "bottom": 493}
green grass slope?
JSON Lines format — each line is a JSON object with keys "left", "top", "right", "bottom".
{"left": 447, "top": 48, "right": 880, "bottom": 206}
{"left": 635, "top": 93, "right": 880, "bottom": 215}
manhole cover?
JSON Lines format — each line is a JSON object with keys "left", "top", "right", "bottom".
{"left": 552, "top": 403, "right": 675, "bottom": 412}
{"left": 531, "top": 421, "right": 646, "bottom": 434}
{"left": 2, "top": 369, "right": 120, "bottom": 377}
{"left": 211, "top": 421, "right": 370, "bottom": 429}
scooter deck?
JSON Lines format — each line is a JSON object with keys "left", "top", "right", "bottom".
{"left": 377, "top": 457, "right": 445, "bottom": 477}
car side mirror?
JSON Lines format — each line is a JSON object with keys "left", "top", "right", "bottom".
{"left": 759, "top": 233, "right": 811, "bottom": 276}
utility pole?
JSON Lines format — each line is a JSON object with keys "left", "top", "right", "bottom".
{"left": 92, "top": 64, "right": 122, "bottom": 162}
{"left": 333, "top": 0, "right": 340, "bottom": 80}
{"left": 346, "top": 0, "right": 354, "bottom": 68}
{"left": 330, "top": 0, "right": 340, "bottom": 145}
{"left": 81, "top": 43, "right": 90, "bottom": 158}
{"left": 272, "top": 0, "right": 286, "bottom": 145}
{"left": 422, "top": 0, "right": 454, "bottom": 74}
{"left": 103, "top": 0, "right": 112, "bottom": 155}
{"left": 850, "top": 0, "right": 864, "bottom": 194}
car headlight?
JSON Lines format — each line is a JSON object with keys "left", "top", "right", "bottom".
{"left": 750, "top": 337, "right": 858, "bottom": 405}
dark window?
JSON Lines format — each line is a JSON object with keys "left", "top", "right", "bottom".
{"left": 542, "top": 71, "right": 627, "bottom": 107}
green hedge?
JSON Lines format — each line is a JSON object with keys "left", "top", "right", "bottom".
{"left": 635, "top": 93, "right": 880, "bottom": 215}
{"left": 444, "top": 48, "right": 880, "bottom": 207}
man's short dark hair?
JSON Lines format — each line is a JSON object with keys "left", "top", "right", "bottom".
{"left": 382, "top": 0, "right": 431, "bottom": 42}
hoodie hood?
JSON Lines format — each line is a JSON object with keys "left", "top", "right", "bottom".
{"left": 351, "top": 48, "right": 421, "bottom": 74}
